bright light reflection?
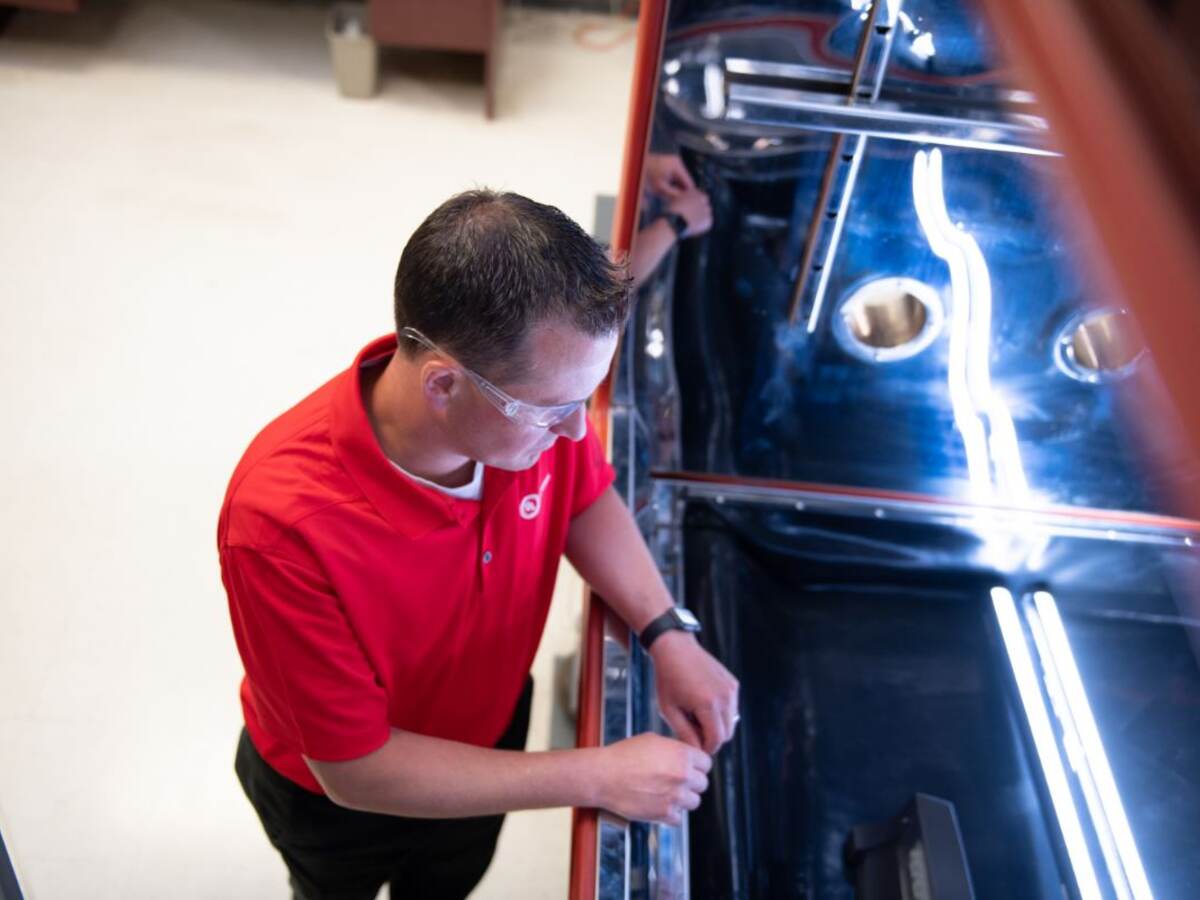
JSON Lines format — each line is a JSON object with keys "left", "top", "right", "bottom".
{"left": 1031, "top": 591, "right": 1155, "bottom": 900}
{"left": 702, "top": 62, "right": 725, "bottom": 119}
{"left": 911, "top": 31, "right": 936, "bottom": 61}
{"left": 913, "top": 148, "right": 1044, "bottom": 571}
{"left": 1025, "top": 610, "right": 1126, "bottom": 899}
{"left": 850, "top": 0, "right": 900, "bottom": 27}
{"left": 991, "top": 588, "right": 1103, "bottom": 900}
{"left": 912, "top": 149, "right": 994, "bottom": 502}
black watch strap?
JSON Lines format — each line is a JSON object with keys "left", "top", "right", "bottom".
{"left": 664, "top": 212, "right": 689, "bottom": 238}
{"left": 638, "top": 607, "right": 702, "bottom": 651}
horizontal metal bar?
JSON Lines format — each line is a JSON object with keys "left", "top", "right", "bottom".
{"left": 1078, "top": 607, "right": 1200, "bottom": 630}
{"left": 726, "top": 83, "right": 1058, "bottom": 157}
{"left": 725, "top": 57, "right": 1040, "bottom": 108}
{"left": 726, "top": 57, "right": 854, "bottom": 86}
{"left": 651, "top": 471, "right": 1200, "bottom": 547}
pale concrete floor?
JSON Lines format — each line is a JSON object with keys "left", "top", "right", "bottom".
{"left": 0, "top": 2, "right": 635, "bottom": 896}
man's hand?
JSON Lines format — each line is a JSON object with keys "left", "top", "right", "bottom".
{"left": 651, "top": 631, "right": 739, "bottom": 754}
{"left": 666, "top": 189, "right": 713, "bottom": 239}
{"left": 644, "top": 153, "right": 696, "bottom": 199}
{"left": 593, "top": 733, "right": 712, "bottom": 827}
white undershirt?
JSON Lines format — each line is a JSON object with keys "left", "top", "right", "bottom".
{"left": 391, "top": 459, "right": 483, "bottom": 501}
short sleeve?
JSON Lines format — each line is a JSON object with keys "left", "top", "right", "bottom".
{"left": 221, "top": 545, "right": 390, "bottom": 762}
{"left": 570, "top": 418, "right": 616, "bottom": 518}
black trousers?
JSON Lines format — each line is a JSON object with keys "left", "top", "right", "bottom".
{"left": 235, "top": 678, "right": 533, "bottom": 900}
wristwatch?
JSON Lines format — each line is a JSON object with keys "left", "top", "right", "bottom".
{"left": 638, "top": 606, "right": 702, "bottom": 651}
{"left": 664, "top": 212, "right": 689, "bottom": 239}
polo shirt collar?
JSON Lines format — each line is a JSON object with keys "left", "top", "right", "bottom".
{"left": 331, "top": 335, "right": 519, "bottom": 538}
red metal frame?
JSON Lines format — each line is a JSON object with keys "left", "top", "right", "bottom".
{"left": 570, "top": 2, "right": 669, "bottom": 898}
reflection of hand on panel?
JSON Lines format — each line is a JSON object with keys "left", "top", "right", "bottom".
{"left": 666, "top": 188, "right": 713, "bottom": 239}
{"left": 644, "top": 152, "right": 696, "bottom": 198}
{"left": 626, "top": 187, "right": 713, "bottom": 289}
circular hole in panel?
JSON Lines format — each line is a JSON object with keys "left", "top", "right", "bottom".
{"left": 834, "top": 277, "right": 944, "bottom": 363}
{"left": 1055, "top": 308, "right": 1145, "bottom": 383}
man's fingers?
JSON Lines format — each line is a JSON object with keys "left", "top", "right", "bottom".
{"left": 671, "top": 163, "right": 696, "bottom": 190}
{"left": 680, "top": 790, "right": 702, "bottom": 811}
{"left": 656, "top": 180, "right": 685, "bottom": 199}
{"left": 689, "top": 747, "right": 713, "bottom": 774}
{"left": 726, "top": 692, "right": 741, "bottom": 737}
{"left": 687, "top": 769, "right": 710, "bottom": 794}
{"left": 694, "top": 704, "right": 726, "bottom": 754}
{"left": 663, "top": 707, "right": 703, "bottom": 748}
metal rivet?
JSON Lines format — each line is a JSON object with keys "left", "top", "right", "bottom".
{"left": 482, "top": 551, "right": 493, "bottom": 564}
{"left": 874, "top": 509, "right": 885, "bottom": 519}
{"left": 794, "top": 501, "right": 806, "bottom": 511}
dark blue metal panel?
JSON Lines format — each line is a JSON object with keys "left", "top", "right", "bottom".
{"left": 681, "top": 499, "right": 1200, "bottom": 898}
{"left": 669, "top": 137, "right": 1193, "bottom": 514}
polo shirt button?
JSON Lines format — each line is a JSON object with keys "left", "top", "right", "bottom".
{"left": 482, "top": 551, "right": 493, "bottom": 564}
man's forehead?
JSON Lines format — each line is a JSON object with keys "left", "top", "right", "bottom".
{"left": 509, "top": 322, "right": 617, "bottom": 402}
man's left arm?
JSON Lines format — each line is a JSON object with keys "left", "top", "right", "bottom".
{"left": 565, "top": 485, "right": 740, "bottom": 754}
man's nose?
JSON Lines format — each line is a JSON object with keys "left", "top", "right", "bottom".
{"left": 550, "top": 404, "right": 588, "bottom": 441}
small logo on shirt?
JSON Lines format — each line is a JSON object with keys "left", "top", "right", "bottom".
{"left": 519, "top": 474, "right": 552, "bottom": 521}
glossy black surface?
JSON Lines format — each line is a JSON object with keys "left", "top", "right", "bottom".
{"left": 1052, "top": 602, "right": 1200, "bottom": 898}
{"left": 681, "top": 498, "right": 1063, "bottom": 898}
{"left": 676, "top": 498, "right": 1200, "bottom": 898}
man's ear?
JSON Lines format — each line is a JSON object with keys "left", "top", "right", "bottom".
{"left": 421, "top": 363, "right": 459, "bottom": 413}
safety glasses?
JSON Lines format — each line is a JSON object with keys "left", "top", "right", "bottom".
{"left": 400, "top": 327, "right": 585, "bottom": 429}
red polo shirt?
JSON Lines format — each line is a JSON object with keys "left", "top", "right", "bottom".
{"left": 218, "top": 335, "right": 614, "bottom": 793}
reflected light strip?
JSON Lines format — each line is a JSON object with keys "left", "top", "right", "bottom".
{"left": 1032, "top": 591, "right": 1155, "bottom": 899}
{"left": 1025, "top": 608, "right": 1128, "bottom": 900}
{"left": 921, "top": 149, "right": 1031, "bottom": 503}
{"left": 914, "top": 148, "right": 1048, "bottom": 569}
{"left": 913, "top": 149, "right": 992, "bottom": 500}
{"left": 991, "top": 587, "right": 1104, "bottom": 900}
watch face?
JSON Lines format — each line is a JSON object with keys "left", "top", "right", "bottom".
{"left": 675, "top": 608, "right": 701, "bottom": 629}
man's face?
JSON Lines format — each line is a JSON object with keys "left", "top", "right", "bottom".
{"left": 450, "top": 319, "right": 618, "bottom": 471}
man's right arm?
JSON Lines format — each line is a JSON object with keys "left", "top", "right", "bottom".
{"left": 306, "top": 729, "right": 711, "bottom": 827}
{"left": 223, "top": 547, "right": 711, "bottom": 826}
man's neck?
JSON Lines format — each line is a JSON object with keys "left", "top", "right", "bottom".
{"left": 362, "top": 355, "right": 477, "bottom": 489}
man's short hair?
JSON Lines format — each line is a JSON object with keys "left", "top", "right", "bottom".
{"left": 393, "top": 190, "right": 631, "bottom": 383}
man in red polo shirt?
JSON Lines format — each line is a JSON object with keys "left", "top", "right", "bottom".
{"left": 219, "top": 190, "right": 739, "bottom": 899}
